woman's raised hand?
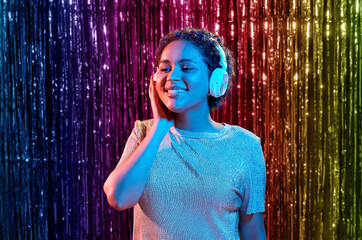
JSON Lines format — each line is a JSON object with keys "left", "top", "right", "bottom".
{"left": 149, "top": 74, "right": 175, "bottom": 129}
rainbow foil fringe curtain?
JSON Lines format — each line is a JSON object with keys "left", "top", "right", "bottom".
{"left": 0, "top": 0, "right": 361, "bottom": 239}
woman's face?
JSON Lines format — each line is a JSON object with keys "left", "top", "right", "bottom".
{"left": 155, "top": 39, "right": 210, "bottom": 113}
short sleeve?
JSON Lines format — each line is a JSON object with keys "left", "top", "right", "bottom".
{"left": 115, "top": 120, "right": 142, "bottom": 168}
{"left": 239, "top": 137, "right": 266, "bottom": 214}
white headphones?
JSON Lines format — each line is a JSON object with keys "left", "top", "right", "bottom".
{"left": 209, "top": 43, "right": 229, "bottom": 98}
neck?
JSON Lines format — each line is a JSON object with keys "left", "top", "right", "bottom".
{"left": 172, "top": 101, "right": 220, "bottom": 132}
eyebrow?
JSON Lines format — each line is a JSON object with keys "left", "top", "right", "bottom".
{"left": 159, "top": 59, "right": 197, "bottom": 65}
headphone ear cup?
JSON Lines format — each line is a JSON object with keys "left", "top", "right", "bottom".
{"left": 209, "top": 68, "right": 228, "bottom": 97}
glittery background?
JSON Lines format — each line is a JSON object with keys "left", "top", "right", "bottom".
{"left": 0, "top": 0, "right": 361, "bottom": 239}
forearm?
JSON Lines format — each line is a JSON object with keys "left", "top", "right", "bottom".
{"left": 103, "top": 120, "right": 170, "bottom": 210}
{"left": 239, "top": 212, "right": 267, "bottom": 240}
{"left": 239, "top": 230, "right": 267, "bottom": 240}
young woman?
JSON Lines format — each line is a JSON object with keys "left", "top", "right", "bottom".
{"left": 104, "top": 27, "right": 267, "bottom": 239}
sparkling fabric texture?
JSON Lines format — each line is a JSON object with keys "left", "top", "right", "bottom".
{"left": 117, "top": 119, "right": 266, "bottom": 239}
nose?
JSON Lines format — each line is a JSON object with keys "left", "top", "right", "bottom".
{"left": 167, "top": 67, "right": 181, "bottom": 81}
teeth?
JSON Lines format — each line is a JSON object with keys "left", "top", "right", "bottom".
{"left": 168, "top": 89, "right": 187, "bottom": 93}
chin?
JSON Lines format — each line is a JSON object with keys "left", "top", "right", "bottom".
{"left": 164, "top": 104, "right": 185, "bottom": 113}
{"left": 165, "top": 105, "right": 180, "bottom": 113}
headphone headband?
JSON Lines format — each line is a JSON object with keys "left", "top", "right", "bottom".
{"left": 214, "top": 44, "right": 227, "bottom": 70}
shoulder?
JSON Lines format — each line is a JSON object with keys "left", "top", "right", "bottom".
{"left": 227, "top": 124, "right": 260, "bottom": 145}
{"left": 226, "top": 124, "right": 264, "bottom": 171}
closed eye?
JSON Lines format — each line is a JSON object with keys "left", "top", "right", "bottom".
{"left": 159, "top": 66, "right": 194, "bottom": 72}
{"left": 160, "top": 67, "right": 193, "bottom": 72}
{"left": 182, "top": 67, "right": 193, "bottom": 71}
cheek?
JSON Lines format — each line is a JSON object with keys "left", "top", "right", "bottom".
{"left": 190, "top": 78, "right": 210, "bottom": 95}
{"left": 155, "top": 82, "right": 167, "bottom": 103}
{"left": 155, "top": 82, "right": 165, "bottom": 94}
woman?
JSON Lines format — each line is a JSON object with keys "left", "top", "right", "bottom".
{"left": 104, "top": 27, "right": 267, "bottom": 239}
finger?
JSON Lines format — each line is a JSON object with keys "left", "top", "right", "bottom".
{"left": 149, "top": 78, "right": 154, "bottom": 100}
{"left": 152, "top": 77, "right": 158, "bottom": 98}
{"left": 148, "top": 78, "right": 152, "bottom": 93}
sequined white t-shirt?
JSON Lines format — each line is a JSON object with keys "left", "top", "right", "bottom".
{"left": 117, "top": 119, "right": 266, "bottom": 240}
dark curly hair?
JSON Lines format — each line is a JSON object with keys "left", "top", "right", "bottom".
{"left": 154, "top": 27, "right": 236, "bottom": 111}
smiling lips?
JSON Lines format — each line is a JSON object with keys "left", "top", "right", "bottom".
{"left": 165, "top": 87, "right": 188, "bottom": 97}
